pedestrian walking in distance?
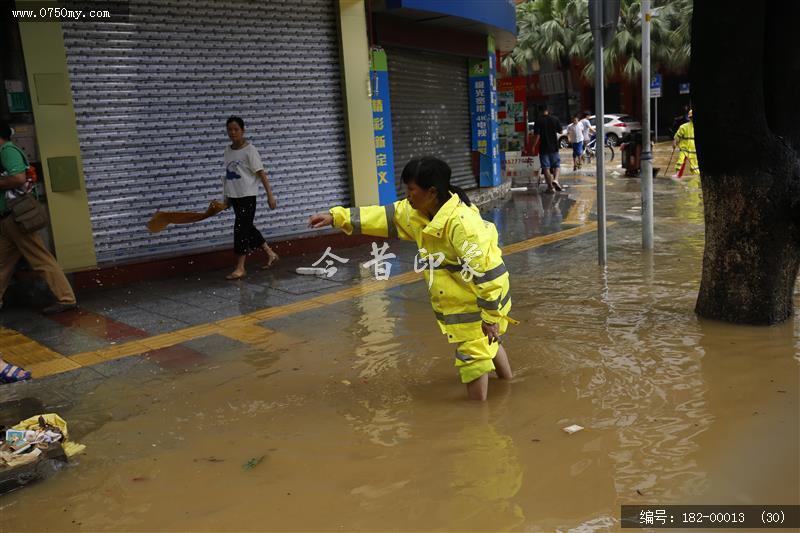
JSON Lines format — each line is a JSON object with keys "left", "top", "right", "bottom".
{"left": 220, "top": 116, "right": 279, "bottom": 280}
{"left": 579, "top": 111, "right": 595, "bottom": 166}
{"left": 567, "top": 115, "right": 585, "bottom": 171}
{"left": 531, "top": 106, "right": 564, "bottom": 193}
{"left": 309, "top": 156, "right": 515, "bottom": 401}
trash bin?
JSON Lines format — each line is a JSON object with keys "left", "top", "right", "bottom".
{"left": 621, "top": 131, "right": 643, "bottom": 177}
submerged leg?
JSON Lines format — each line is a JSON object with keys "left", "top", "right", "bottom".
{"left": 466, "top": 373, "right": 489, "bottom": 401}
{"left": 493, "top": 344, "right": 513, "bottom": 380}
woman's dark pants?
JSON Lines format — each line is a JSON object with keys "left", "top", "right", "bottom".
{"left": 229, "top": 196, "right": 266, "bottom": 255}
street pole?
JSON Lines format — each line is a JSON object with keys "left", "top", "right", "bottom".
{"left": 641, "top": 0, "right": 654, "bottom": 249}
{"left": 593, "top": 0, "right": 607, "bottom": 265}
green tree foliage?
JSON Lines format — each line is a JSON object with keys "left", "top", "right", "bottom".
{"left": 503, "top": 0, "right": 693, "bottom": 83}
{"left": 662, "top": 0, "right": 693, "bottom": 72}
{"left": 503, "top": 0, "right": 583, "bottom": 75}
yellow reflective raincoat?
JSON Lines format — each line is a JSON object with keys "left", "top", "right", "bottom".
{"left": 330, "top": 193, "right": 513, "bottom": 383}
{"left": 674, "top": 120, "right": 699, "bottom": 174}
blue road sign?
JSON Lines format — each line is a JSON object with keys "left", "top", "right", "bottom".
{"left": 650, "top": 73, "right": 662, "bottom": 90}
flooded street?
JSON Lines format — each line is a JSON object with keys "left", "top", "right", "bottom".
{"left": 1, "top": 155, "right": 798, "bottom": 531}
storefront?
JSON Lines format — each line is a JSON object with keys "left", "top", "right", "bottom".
{"left": 8, "top": 0, "right": 515, "bottom": 273}
{"left": 0, "top": 6, "right": 46, "bottom": 245}
{"left": 59, "top": 0, "right": 350, "bottom": 264}
{"left": 370, "top": 1, "right": 516, "bottom": 201}
{"left": 497, "top": 76, "right": 527, "bottom": 152}
{"left": 385, "top": 47, "right": 473, "bottom": 196}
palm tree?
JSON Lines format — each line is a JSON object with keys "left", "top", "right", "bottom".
{"left": 502, "top": 0, "right": 585, "bottom": 119}
{"left": 661, "top": 0, "right": 693, "bottom": 73}
{"left": 505, "top": 0, "right": 692, "bottom": 88}
{"left": 502, "top": 1, "right": 540, "bottom": 73}
{"left": 574, "top": 0, "right": 672, "bottom": 84}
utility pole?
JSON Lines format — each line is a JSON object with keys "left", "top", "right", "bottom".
{"left": 641, "top": 0, "right": 654, "bottom": 249}
{"left": 592, "top": 5, "right": 607, "bottom": 266}
{"left": 589, "top": 0, "right": 619, "bottom": 266}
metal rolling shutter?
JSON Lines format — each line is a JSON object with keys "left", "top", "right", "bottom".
{"left": 61, "top": 0, "right": 349, "bottom": 263}
{"left": 386, "top": 47, "right": 475, "bottom": 198}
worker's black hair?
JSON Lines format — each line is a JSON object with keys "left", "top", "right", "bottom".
{"left": 401, "top": 156, "right": 472, "bottom": 207}
{"left": 0, "top": 122, "right": 11, "bottom": 140}
{"left": 226, "top": 116, "right": 245, "bottom": 129}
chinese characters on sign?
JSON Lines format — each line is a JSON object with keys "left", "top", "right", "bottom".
{"left": 468, "top": 36, "right": 500, "bottom": 187}
{"left": 472, "top": 78, "right": 490, "bottom": 154}
{"left": 497, "top": 77, "right": 527, "bottom": 152}
{"left": 370, "top": 48, "right": 397, "bottom": 205}
{"left": 503, "top": 154, "right": 540, "bottom": 182}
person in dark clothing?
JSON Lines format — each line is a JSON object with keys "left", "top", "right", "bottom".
{"left": 531, "top": 107, "right": 563, "bottom": 193}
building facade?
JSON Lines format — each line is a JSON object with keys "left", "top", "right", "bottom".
{"left": 2, "top": 0, "right": 515, "bottom": 272}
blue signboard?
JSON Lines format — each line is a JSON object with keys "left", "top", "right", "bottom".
{"left": 650, "top": 73, "right": 662, "bottom": 90}
{"left": 650, "top": 73, "right": 662, "bottom": 98}
{"left": 679, "top": 82, "right": 691, "bottom": 95}
{"left": 385, "top": 0, "right": 516, "bottom": 35}
{"left": 371, "top": 48, "right": 397, "bottom": 205}
{"left": 469, "top": 37, "right": 500, "bottom": 187}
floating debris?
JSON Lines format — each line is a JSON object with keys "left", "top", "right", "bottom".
{"left": 242, "top": 455, "right": 265, "bottom": 471}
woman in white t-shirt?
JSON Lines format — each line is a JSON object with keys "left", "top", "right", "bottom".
{"left": 566, "top": 116, "right": 585, "bottom": 171}
{"left": 222, "top": 116, "right": 278, "bottom": 280}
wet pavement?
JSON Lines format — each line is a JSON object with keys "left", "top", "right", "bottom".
{"left": 0, "top": 144, "right": 797, "bottom": 531}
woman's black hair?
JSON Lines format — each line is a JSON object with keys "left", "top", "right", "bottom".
{"left": 401, "top": 156, "right": 472, "bottom": 207}
{"left": 0, "top": 122, "right": 11, "bottom": 141}
{"left": 226, "top": 116, "right": 245, "bottom": 129}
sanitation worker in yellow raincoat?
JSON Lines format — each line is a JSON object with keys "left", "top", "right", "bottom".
{"left": 309, "top": 156, "right": 514, "bottom": 401}
{"left": 673, "top": 109, "right": 699, "bottom": 176}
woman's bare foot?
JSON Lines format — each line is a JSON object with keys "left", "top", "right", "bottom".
{"left": 261, "top": 249, "right": 279, "bottom": 269}
{"left": 226, "top": 270, "right": 246, "bottom": 280}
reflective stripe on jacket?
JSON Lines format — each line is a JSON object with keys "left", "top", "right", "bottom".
{"left": 330, "top": 193, "right": 511, "bottom": 343}
{"left": 674, "top": 121, "right": 696, "bottom": 155}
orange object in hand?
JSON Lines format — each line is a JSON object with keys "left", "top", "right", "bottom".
{"left": 147, "top": 200, "right": 228, "bottom": 233}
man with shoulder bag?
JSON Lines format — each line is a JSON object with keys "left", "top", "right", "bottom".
{"left": 0, "top": 122, "right": 77, "bottom": 315}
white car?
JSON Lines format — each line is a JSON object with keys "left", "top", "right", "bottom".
{"left": 588, "top": 114, "right": 642, "bottom": 146}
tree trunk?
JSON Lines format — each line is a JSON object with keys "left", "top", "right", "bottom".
{"left": 691, "top": 0, "right": 800, "bottom": 324}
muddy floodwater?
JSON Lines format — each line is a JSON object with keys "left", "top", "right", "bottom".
{"left": 1, "top": 155, "right": 798, "bottom": 531}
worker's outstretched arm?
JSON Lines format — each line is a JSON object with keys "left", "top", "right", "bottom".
{"left": 309, "top": 199, "right": 414, "bottom": 240}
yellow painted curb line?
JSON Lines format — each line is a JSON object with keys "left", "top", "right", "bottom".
{"left": 0, "top": 327, "right": 80, "bottom": 377}
{"left": 563, "top": 186, "right": 597, "bottom": 226}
